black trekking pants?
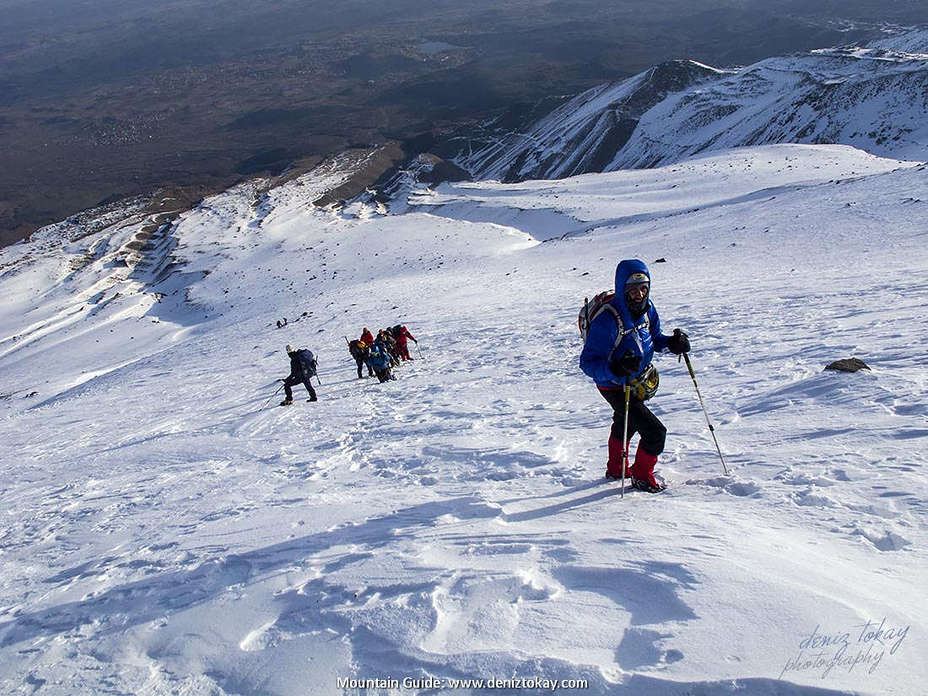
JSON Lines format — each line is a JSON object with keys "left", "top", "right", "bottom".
{"left": 284, "top": 374, "right": 317, "bottom": 400}
{"left": 598, "top": 388, "right": 666, "bottom": 456}
{"left": 355, "top": 356, "right": 374, "bottom": 378}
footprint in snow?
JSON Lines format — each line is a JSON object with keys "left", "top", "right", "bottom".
{"left": 792, "top": 489, "right": 841, "bottom": 508}
{"left": 685, "top": 476, "right": 762, "bottom": 497}
{"left": 851, "top": 524, "right": 911, "bottom": 552}
{"left": 617, "top": 627, "right": 685, "bottom": 670}
{"left": 420, "top": 574, "right": 557, "bottom": 654}
{"left": 774, "top": 469, "right": 838, "bottom": 487}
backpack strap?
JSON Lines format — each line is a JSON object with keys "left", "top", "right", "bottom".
{"left": 606, "top": 308, "right": 650, "bottom": 361}
{"left": 595, "top": 305, "right": 626, "bottom": 360}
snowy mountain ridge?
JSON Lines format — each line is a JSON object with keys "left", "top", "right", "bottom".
{"left": 455, "top": 29, "right": 928, "bottom": 181}
{"left": 454, "top": 59, "right": 728, "bottom": 182}
{"left": 0, "top": 141, "right": 925, "bottom": 695}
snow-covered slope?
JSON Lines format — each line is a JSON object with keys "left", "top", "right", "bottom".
{"left": 868, "top": 28, "right": 928, "bottom": 54}
{"left": 457, "top": 30, "right": 928, "bottom": 181}
{"left": 0, "top": 144, "right": 925, "bottom": 696}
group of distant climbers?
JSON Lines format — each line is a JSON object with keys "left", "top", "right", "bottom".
{"left": 348, "top": 325, "right": 418, "bottom": 383}
{"left": 274, "top": 256, "right": 718, "bottom": 496}
{"left": 278, "top": 325, "right": 418, "bottom": 405}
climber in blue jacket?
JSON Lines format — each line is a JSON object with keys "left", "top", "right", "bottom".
{"left": 580, "top": 259, "right": 690, "bottom": 492}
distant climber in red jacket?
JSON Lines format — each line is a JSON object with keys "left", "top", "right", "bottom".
{"left": 360, "top": 328, "right": 374, "bottom": 345}
{"left": 394, "top": 325, "right": 417, "bottom": 361}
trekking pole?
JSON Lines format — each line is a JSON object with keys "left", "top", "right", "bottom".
{"left": 262, "top": 381, "right": 285, "bottom": 408}
{"left": 416, "top": 342, "right": 423, "bottom": 360}
{"left": 681, "top": 352, "right": 729, "bottom": 475}
{"left": 621, "top": 384, "right": 631, "bottom": 498}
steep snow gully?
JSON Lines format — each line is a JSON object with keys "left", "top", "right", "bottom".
{"left": 0, "top": 143, "right": 926, "bottom": 696}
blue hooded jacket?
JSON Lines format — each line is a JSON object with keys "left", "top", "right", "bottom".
{"left": 369, "top": 344, "right": 392, "bottom": 372}
{"left": 579, "top": 259, "right": 670, "bottom": 388}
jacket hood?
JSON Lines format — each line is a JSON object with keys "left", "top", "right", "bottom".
{"left": 613, "top": 259, "right": 651, "bottom": 327}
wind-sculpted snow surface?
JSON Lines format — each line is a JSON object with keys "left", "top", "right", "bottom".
{"left": 0, "top": 145, "right": 925, "bottom": 695}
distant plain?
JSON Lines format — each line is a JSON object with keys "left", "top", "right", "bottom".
{"left": 2, "top": 0, "right": 927, "bottom": 245}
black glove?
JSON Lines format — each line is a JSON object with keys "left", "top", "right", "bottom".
{"left": 609, "top": 351, "right": 641, "bottom": 378}
{"left": 667, "top": 329, "right": 690, "bottom": 355}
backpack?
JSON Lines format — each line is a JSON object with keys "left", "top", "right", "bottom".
{"left": 295, "top": 348, "right": 317, "bottom": 376}
{"left": 578, "top": 290, "right": 650, "bottom": 342}
{"left": 579, "top": 292, "right": 659, "bottom": 399}
{"left": 391, "top": 325, "right": 403, "bottom": 339}
{"left": 578, "top": 291, "right": 618, "bottom": 341}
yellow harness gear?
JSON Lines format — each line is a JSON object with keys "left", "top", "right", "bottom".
{"left": 629, "top": 363, "right": 660, "bottom": 401}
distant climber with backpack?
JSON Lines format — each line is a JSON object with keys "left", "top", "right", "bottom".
{"left": 377, "top": 329, "right": 400, "bottom": 366}
{"left": 369, "top": 342, "right": 395, "bottom": 383}
{"left": 280, "top": 344, "right": 318, "bottom": 405}
{"left": 348, "top": 338, "right": 373, "bottom": 379}
{"left": 579, "top": 260, "right": 691, "bottom": 492}
{"left": 393, "top": 325, "right": 417, "bottom": 361}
